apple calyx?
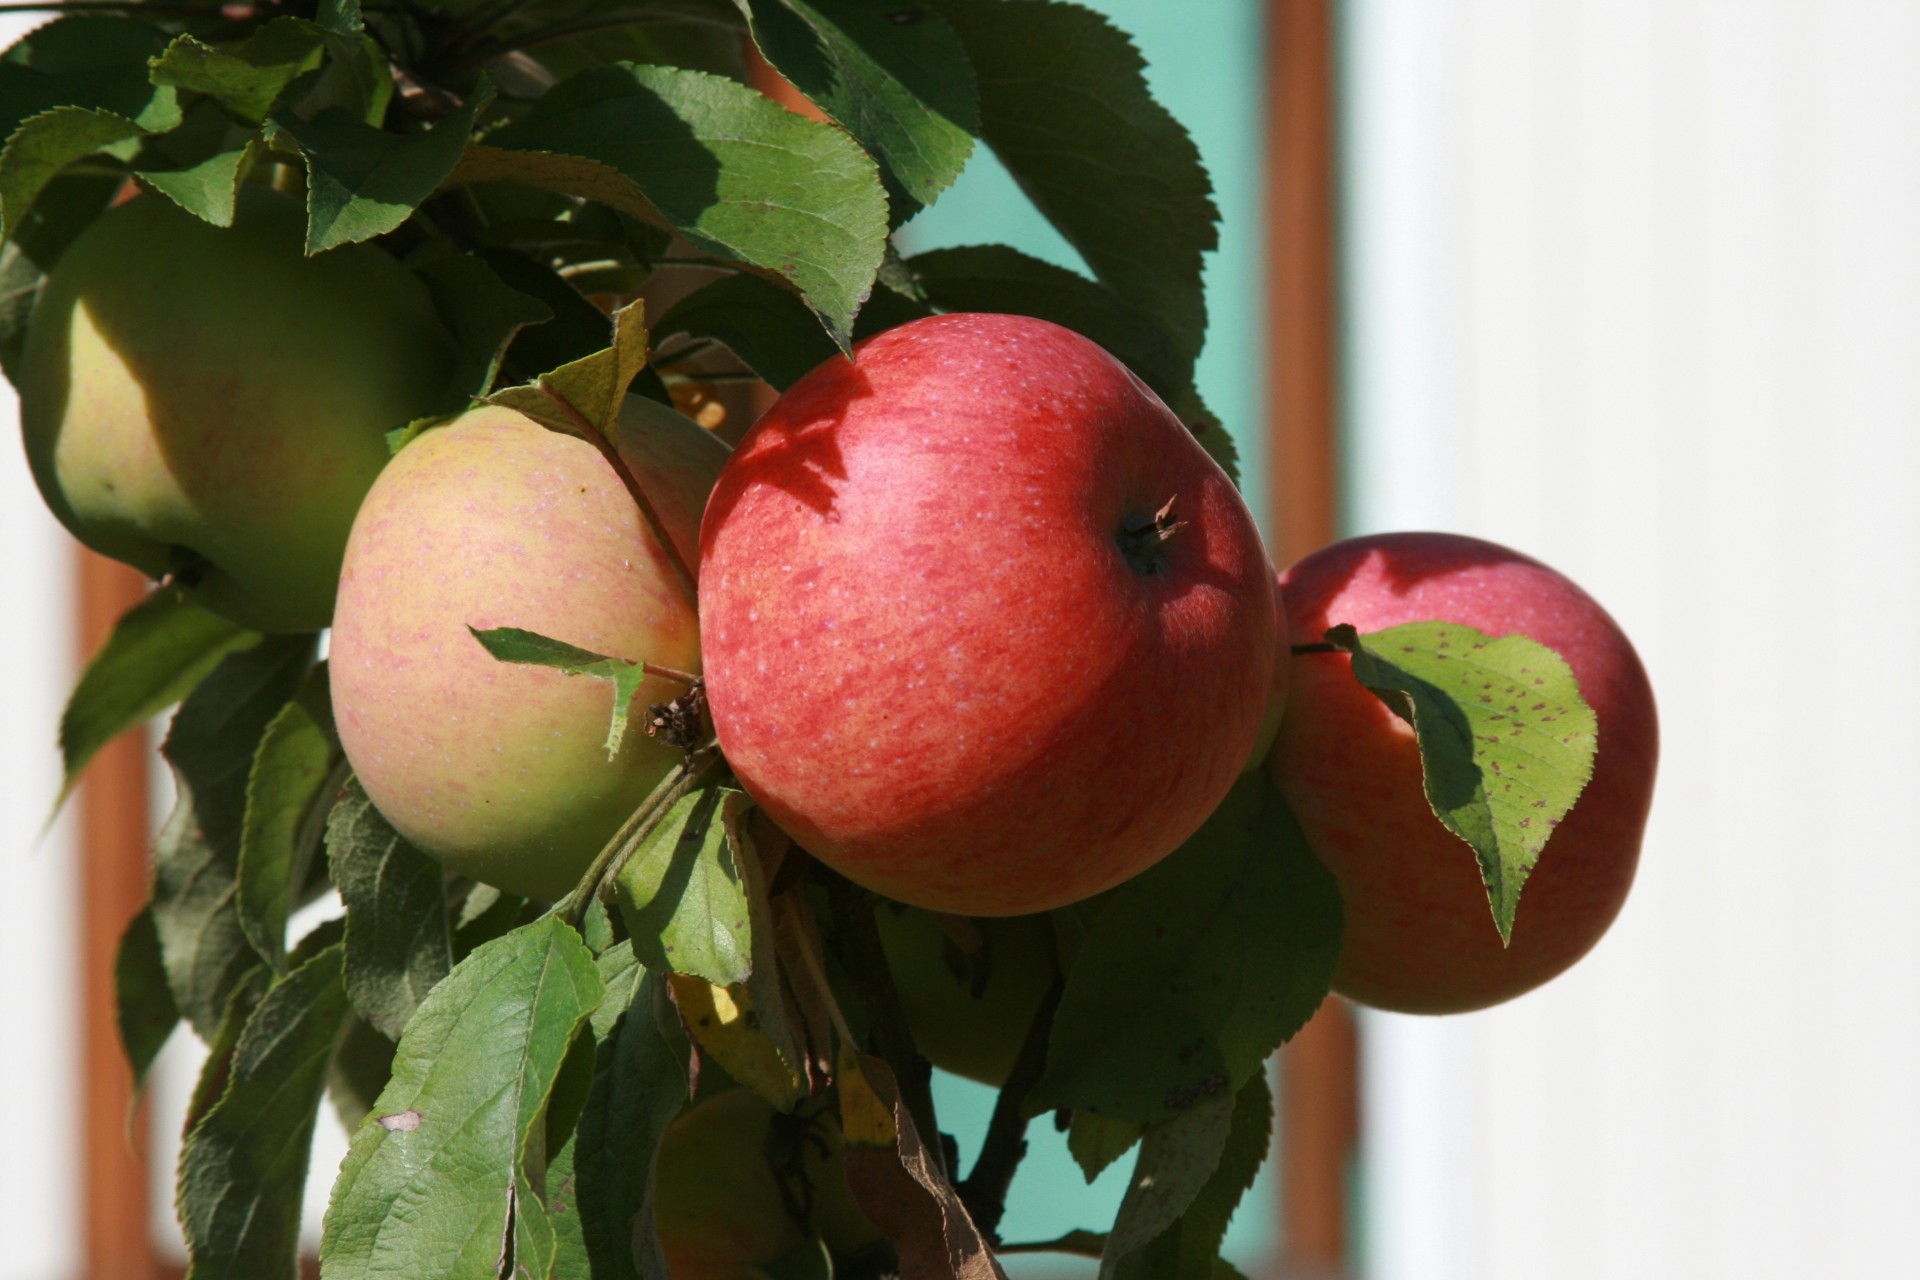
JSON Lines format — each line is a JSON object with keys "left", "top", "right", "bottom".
{"left": 647, "top": 681, "right": 710, "bottom": 753}
{"left": 1116, "top": 494, "right": 1188, "bottom": 575}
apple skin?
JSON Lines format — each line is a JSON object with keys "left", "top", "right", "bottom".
{"left": 655, "top": 1089, "right": 879, "bottom": 1279}
{"left": 698, "top": 313, "right": 1280, "bottom": 916}
{"left": 16, "top": 188, "right": 457, "bottom": 632}
{"left": 328, "top": 403, "right": 727, "bottom": 900}
{"left": 1266, "top": 532, "right": 1658, "bottom": 1014}
{"left": 875, "top": 905, "right": 1056, "bottom": 1086}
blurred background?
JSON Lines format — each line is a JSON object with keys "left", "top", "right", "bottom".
{"left": 6, "top": 0, "right": 1918, "bottom": 1277}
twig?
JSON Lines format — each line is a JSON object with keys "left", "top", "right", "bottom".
{"left": 559, "top": 746, "right": 718, "bottom": 929}
{"left": 957, "top": 973, "right": 1065, "bottom": 1242}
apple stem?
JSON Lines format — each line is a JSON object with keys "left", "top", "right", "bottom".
{"left": 1291, "top": 641, "right": 1340, "bottom": 655}
{"left": 536, "top": 380, "right": 702, "bottom": 612}
{"left": 957, "top": 971, "right": 1065, "bottom": 1243}
{"left": 826, "top": 875, "right": 947, "bottom": 1179}
{"left": 1116, "top": 494, "right": 1188, "bottom": 574}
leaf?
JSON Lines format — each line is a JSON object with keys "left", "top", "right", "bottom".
{"left": 317, "top": 0, "right": 364, "bottom": 37}
{"left": 455, "top": 63, "right": 888, "bottom": 345}
{"left": 270, "top": 87, "right": 488, "bottom": 252}
{"left": 1327, "top": 621, "right": 1600, "bottom": 941}
{"left": 842, "top": 1052, "right": 1006, "bottom": 1280}
{"left": 1030, "top": 773, "right": 1342, "bottom": 1124}
{"left": 937, "top": 0, "right": 1217, "bottom": 365}
{"left": 1098, "top": 1085, "right": 1236, "bottom": 1274}
{"left": 137, "top": 142, "right": 261, "bottom": 228}
{"left": 568, "top": 968, "right": 689, "bottom": 1280}
{"left": 0, "top": 167, "right": 117, "bottom": 377}
{"left": 412, "top": 250, "right": 555, "bottom": 401}
{"left": 150, "top": 18, "right": 331, "bottom": 124}
{"left": 55, "top": 590, "right": 257, "bottom": 818}
{"left": 153, "top": 636, "right": 317, "bottom": 1040}
{"left": 669, "top": 973, "right": 803, "bottom": 1110}
{"left": 116, "top": 905, "right": 180, "bottom": 1093}
{"left": 177, "top": 943, "right": 350, "bottom": 1280}
{"left": 1067, "top": 1111, "right": 1141, "bottom": 1184}
{"left": 328, "top": 1015, "right": 396, "bottom": 1133}
{"left": 653, "top": 271, "right": 838, "bottom": 391}
{"left": 469, "top": 625, "right": 656, "bottom": 759}
{"left": 613, "top": 785, "right": 752, "bottom": 985}
{"left": 326, "top": 777, "right": 454, "bottom": 1042}
{"left": 236, "top": 664, "right": 341, "bottom": 972}
{"left": 742, "top": 0, "right": 977, "bottom": 218}
{"left": 1107, "top": 1071, "right": 1272, "bottom": 1280}
{"left": 486, "top": 297, "right": 651, "bottom": 440}
{"left": 473, "top": 246, "right": 615, "bottom": 388}
{"left": 0, "top": 107, "right": 149, "bottom": 245}
{"left": 320, "top": 917, "right": 605, "bottom": 1280}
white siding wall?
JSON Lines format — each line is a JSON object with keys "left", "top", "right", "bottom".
{"left": 1343, "top": 3, "right": 1920, "bottom": 1278}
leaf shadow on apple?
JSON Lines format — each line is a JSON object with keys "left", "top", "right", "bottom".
{"left": 698, "top": 363, "right": 864, "bottom": 524}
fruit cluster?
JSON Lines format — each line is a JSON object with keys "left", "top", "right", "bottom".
{"left": 18, "top": 186, "right": 1656, "bottom": 1275}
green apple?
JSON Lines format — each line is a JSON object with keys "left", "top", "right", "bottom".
{"left": 16, "top": 187, "right": 458, "bottom": 632}
{"left": 655, "top": 1088, "right": 880, "bottom": 1279}
{"left": 875, "top": 904, "right": 1056, "bottom": 1086}
{"left": 328, "top": 402, "right": 727, "bottom": 899}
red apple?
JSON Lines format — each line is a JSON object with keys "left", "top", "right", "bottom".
{"left": 698, "top": 313, "right": 1279, "bottom": 916}
{"left": 329, "top": 403, "right": 726, "bottom": 900}
{"left": 1267, "top": 532, "right": 1658, "bottom": 1013}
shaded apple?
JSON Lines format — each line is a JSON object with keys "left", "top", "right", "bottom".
{"left": 16, "top": 187, "right": 458, "bottom": 632}
{"left": 698, "top": 313, "right": 1279, "bottom": 916}
{"left": 875, "top": 904, "right": 1056, "bottom": 1086}
{"left": 328, "top": 402, "right": 727, "bottom": 900}
{"left": 655, "top": 1088, "right": 881, "bottom": 1279}
{"left": 1266, "top": 532, "right": 1658, "bottom": 1013}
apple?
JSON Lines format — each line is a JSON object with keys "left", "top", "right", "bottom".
{"left": 697, "top": 313, "right": 1280, "bottom": 916}
{"left": 1266, "top": 532, "right": 1659, "bottom": 1013}
{"left": 328, "top": 402, "right": 728, "bottom": 900}
{"left": 15, "top": 186, "right": 458, "bottom": 633}
{"left": 874, "top": 905, "right": 1056, "bottom": 1086}
{"left": 655, "top": 1088, "right": 879, "bottom": 1279}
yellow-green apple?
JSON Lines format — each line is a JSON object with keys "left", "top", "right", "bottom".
{"left": 16, "top": 187, "right": 457, "bottom": 632}
{"left": 328, "top": 402, "right": 727, "bottom": 899}
{"left": 874, "top": 905, "right": 1055, "bottom": 1086}
{"left": 655, "top": 1088, "right": 879, "bottom": 1279}
{"left": 1266, "top": 532, "right": 1658, "bottom": 1013}
{"left": 698, "top": 313, "right": 1280, "bottom": 916}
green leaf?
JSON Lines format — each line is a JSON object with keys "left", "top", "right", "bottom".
{"left": 613, "top": 785, "right": 753, "bottom": 985}
{"left": 459, "top": 63, "right": 888, "bottom": 345}
{"left": 486, "top": 297, "right": 651, "bottom": 440}
{"left": 116, "top": 905, "right": 181, "bottom": 1093}
{"left": 150, "top": 18, "right": 331, "bottom": 124}
{"left": 654, "top": 270, "right": 838, "bottom": 391}
{"left": 153, "top": 636, "right": 317, "bottom": 1039}
{"left": 319, "top": 917, "right": 605, "bottom": 1280}
{"left": 325, "top": 777, "right": 454, "bottom": 1042}
{"left": 468, "top": 624, "right": 657, "bottom": 760}
{"left": 0, "top": 16, "right": 176, "bottom": 139}
{"left": 184, "top": 969, "right": 273, "bottom": 1141}
{"left": 1100, "top": 1085, "right": 1236, "bottom": 1276}
{"left": 177, "top": 943, "right": 350, "bottom": 1280}
{"left": 1067, "top": 1111, "right": 1142, "bottom": 1184}
{"left": 328, "top": 1015, "right": 395, "bottom": 1133}
{"left": 412, "top": 250, "right": 554, "bottom": 400}
{"left": 0, "top": 107, "right": 148, "bottom": 244}
{"left": 1326, "top": 621, "right": 1600, "bottom": 942}
{"left": 236, "top": 665, "right": 340, "bottom": 972}
{"left": 937, "top": 0, "right": 1217, "bottom": 365}
{"left": 317, "top": 0, "right": 364, "bottom": 37}
{"left": 270, "top": 86, "right": 488, "bottom": 252}
{"left": 137, "top": 142, "right": 260, "bottom": 228}
{"left": 1030, "top": 773, "right": 1342, "bottom": 1124}
{"left": 55, "top": 590, "right": 257, "bottom": 818}
{"left": 743, "top": 0, "right": 977, "bottom": 218}
{"left": 474, "top": 246, "right": 616, "bottom": 388}
{"left": 1108, "top": 1072, "right": 1272, "bottom": 1280}
{"left": 569, "top": 968, "right": 689, "bottom": 1280}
